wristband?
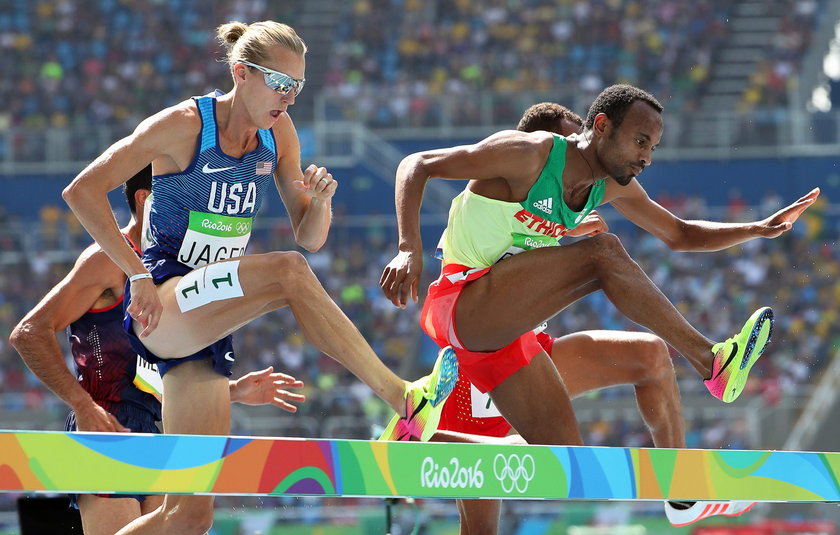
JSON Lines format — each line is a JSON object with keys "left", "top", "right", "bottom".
{"left": 128, "top": 272, "right": 153, "bottom": 283}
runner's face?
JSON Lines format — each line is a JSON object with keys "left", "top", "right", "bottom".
{"left": 595, "top": 101, "right": 662, "bottom": 186}
{"left": 239, "top": 46, "right": 305, "bottom": 128}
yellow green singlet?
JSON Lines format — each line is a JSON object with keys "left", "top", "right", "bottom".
{"left": 439, "top": 135, "right": 605, "bottom": 268}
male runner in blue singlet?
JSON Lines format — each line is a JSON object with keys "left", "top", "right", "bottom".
{"left": 62, "top": 21, "right": 455, "bottom": 535}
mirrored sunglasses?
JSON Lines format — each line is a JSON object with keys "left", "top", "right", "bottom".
{"left": 242, "top": 60, "right": 305, "bottom": 96}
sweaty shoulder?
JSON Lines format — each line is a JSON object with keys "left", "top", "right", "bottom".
{"left": 483, "top": 129, "right": 554, "bottom": 177}
{"left": 133, "top": 99, "right": 203, "bottom": 174}
{"left": 72, "top": 244, "right": 127, "bottom": 298}
{"left": 136, "top": 100, "right": 201, "bottom": 140}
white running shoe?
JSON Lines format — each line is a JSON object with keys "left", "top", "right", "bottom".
{"left": 664, "top": 501, "right": 757, "bottom": 527}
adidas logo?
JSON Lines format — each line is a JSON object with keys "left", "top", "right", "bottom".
{"left": 533, "top": 197, "right": 553, "bottom": 214}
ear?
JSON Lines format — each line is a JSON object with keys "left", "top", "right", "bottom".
{"left": 592, "top": 113, "right": 610, "bottom": 138}
{"left": 232, "top": 63, "right": 248, "bottom": 83}
{"left": 135, "top": 189, "right": 150, "bottom": 212}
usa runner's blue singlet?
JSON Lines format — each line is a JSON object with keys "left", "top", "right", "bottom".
{"left": 124, "top": 91, "right": 278, "bottom": 376}
{"left": 143, "top": 91, "right": 277, "bottom": 275}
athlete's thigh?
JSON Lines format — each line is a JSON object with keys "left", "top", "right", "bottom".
{"left": 77, "top": 494, "right": 142, "bottom": 535}
{"left": 550, "top": 330, "right": 663, "bottom": 398}
{"left": 456, "top": 237, "right": 609, "bottom": 351}
{"left": 488, "top": 351, "right": 582, "bottom": 446}
{"left": 139, "top": 252, "right": 300, "bottom": 357}
{"left": 457, "top": 498, "right": 501, "bottom": 535}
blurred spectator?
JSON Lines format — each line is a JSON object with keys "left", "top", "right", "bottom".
{"left": 325, "top": 0, "right": 737, "bottom": 127}
{"left": 0, "top": 1, "right": 294, "bottom": 131}
{"left": 739, "top": 0, "right": 821, "bottom": 112}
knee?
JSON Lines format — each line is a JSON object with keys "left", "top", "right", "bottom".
{"left": 588, "top": 233, "right": 631, "bottom": 265}
{"left": 635, "top": 335, "right": 675, "bottom": 384}
{"left": 269, "top": 250, "right": 309, "bottom": 273}
{"left": 267, "top": 251, "right": 315, "bottom": 287}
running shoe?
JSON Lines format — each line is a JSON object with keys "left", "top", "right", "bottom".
{"left": 664, "top": 500, "right": 757, "bottom": 527}
{"left": 379, "top": 346, "right": 458, "bottom": 441}
{"left": 704, "top": 306, "right": 774, "bottom": 403}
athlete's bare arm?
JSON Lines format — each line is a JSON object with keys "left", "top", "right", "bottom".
{"left": 63, "top": 102, "right": 201, "bottom": 338}
{"left": 604, "top": 179, "right": 820, "bottom": 251}
{"left": 9, "top": 246, "right": 130, "bottom": 432}
{"left": 381, "top": 130, "right": 553, "bottom": 307}
{"left": 271, "top": 113, "right": 335, "bottom": 252}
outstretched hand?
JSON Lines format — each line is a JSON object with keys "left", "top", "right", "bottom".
{"left": 567, "top": 210, "right": 609, "bottom": 237}
{"left": 380, "top": 250, "right": 422, "bottom": 308}
{"left": 231, "top": 366, "right": 306, "bottom": 412}
{"left": 758, "top": 188, "right": 820, "bottom": 238}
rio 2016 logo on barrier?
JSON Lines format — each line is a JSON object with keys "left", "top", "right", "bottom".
{"left": 420, "top": 457, "right": 484, "bottom": 489}
{"left": 493, "top": 453, "right": 535, "bottom": 493}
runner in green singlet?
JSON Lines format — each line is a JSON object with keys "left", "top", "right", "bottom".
{"left": 381, "top": 84, "right": 818, "bottom": 453}
{"left": 429, "top": 103, "right": 766, "bottom": 532}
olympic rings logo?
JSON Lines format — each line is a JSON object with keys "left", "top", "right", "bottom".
{"left": 493, "top": 453, "right": 535, "bottom": 493}
{"left": 235, "top": 222, "right": 251, "bottom": 234}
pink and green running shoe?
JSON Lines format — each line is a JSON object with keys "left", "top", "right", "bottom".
{"left": 704, "top": 306, "right": 774, "bottom": 403}
{"left": 379, "top": 346, "right": 458, "bottom": 441}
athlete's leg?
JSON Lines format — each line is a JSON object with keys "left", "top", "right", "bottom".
{"left": 443, "top": 331, "right": 684, "bottom": 534}
{"left": 137, "top": 252, "right": 406, "bottom": 412}
{"left": 430, "top": 431, "right": 521, "bottom": 535}
{"left": 456, "top": 499, "right": 501, "bottom": 535}
{"left": 115, "top": 360, "right": 230, "bottom": 535}
{"left": 456, "top": 233, "right": 714, "bottom": 378}
{"left": 77, "top": 496, "right": 142, "bottom": 535}
{"left": 553, "top": 331, "right": 685, "bottom": 448}
{"left": 139, "top": 495, "right": 163, "bottom": 516}
{"left": 488, "top": 351, "right": 583, "bottom": 445}
{"left": 457, "top": 233, "right": 714, "bottom": 445}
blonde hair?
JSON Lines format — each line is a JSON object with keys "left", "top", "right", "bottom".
{"left": 216, "top": 20, "right": 307, "bottom": 68}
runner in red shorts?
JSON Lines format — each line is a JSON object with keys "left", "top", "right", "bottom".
{"left": 382, "top": 90, "right": 816, "bottom": 528}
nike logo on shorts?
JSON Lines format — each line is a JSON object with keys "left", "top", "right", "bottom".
{"left": 203, "top": 163, "right": 236, "bottom": 174}
{"left": 224, "top": 352, "right": 235, "bottom": 362}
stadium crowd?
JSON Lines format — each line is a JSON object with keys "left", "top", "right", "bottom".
{"left": 325, "top": 0, "right": 737, "bottom": 127}
{"left": 0, "top": 0, "right": 824, "bottom": 134}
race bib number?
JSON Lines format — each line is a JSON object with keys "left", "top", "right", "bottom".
{"left": 470, "top": 383, "right": 502, "bottom": 418}
{"left": 175, "top": 260, "right": 244, "bottom": 313}
{"left": 496, "top": 233, "right": 559, "bottom": 263}
{"left": 178, "top": 211, "right": 252, "bottom": 269}
{"left": 133, "top": 356, "right": 163, "bottom": 401}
